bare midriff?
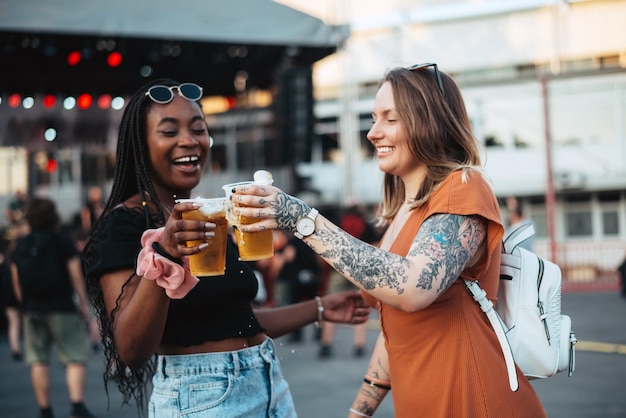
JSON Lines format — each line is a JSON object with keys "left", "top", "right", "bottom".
{"left": 157, "top": 332, "right": 267, "bottom": 355}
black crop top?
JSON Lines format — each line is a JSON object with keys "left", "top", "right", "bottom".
{"left": 85, "top": 207, "right": 264, "bottom": 346}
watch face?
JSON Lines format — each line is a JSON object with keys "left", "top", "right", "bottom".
{"left": 297, "top": 218, "right": 315, "bottom": 236}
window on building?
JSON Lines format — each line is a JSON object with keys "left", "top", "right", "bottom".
{"left": 208, "top": 126, "right": 228, "bottom": 170}
{"left": 565, "top": 211, "right": 592, "bottom": 237}
{"left": 464, "top": 81, "right": 543, "bottom": 148}
{"left": 530, "top": 209, "right": 547, "bottom": 239}
{"left": 598, "top": 191, "right": 621, "bottom": 202}
{"left": 562, "top": 193, "right": 589, "bottom": 203}
{"left": 464, "top": 72, "right": 626, "bottom": 150}
{"left": 602, "top": 211, "right": 619, "bottom": 236}
{"left": 527, "top": 196, "right": 546, "bottom": 238}
{"left": 550, "top": 76, "right": 619, "bottom": 146}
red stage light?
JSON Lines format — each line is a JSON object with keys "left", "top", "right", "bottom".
{"left": 67, "top": 50, "right": 81, "bottom": 66}
{"left": 77, "top": 94, "right": 92, "bottom": 109}
{"left": 43, "top": 95, "right": 56, "bottom": 108}
{"left": 107, "top": 51, "right": 123, "bottom": 67}
{"left": 46, "top": 158, "right": 58, "bottom": 173}
{"left": 8, "top": 94, "right": 21, "bottom": 108}
{"left": 97, "top": 94, "right": 112, "bottom": 109}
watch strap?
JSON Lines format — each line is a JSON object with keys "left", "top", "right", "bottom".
{"left": 307, "top": 208, "right": 319, "bottom": 222}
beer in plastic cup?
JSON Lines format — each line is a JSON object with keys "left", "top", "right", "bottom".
{"left": 176, "top": 197, "right": 228, "bottom": 277}
{"left": 222, "top": 170, "right": 275, "bottom": 261}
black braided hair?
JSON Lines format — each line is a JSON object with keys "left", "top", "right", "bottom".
{"left": 82, "top": 78, "right": 180, "bottom": 414}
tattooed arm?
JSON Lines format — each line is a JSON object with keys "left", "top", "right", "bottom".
{"left": 349, "top": 332, "right": 390, "bottom": 418}
{"left": 232, "top": 185, "right": 487, "bottom": 312}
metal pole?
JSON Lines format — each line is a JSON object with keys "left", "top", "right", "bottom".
{"left": 339, "top": 60, "right": 358, "bottom": 205}
{"left": 337, "top": 0, "right": 359, "bottom": 205}
{"left": 540, "top": 75, "right": 557, "bottom": 262}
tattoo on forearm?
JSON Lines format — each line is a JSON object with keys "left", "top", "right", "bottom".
{"left": 356, "top": 400, "right": 377, "bottom": 415}
{"left": 408, "top": 214, "right": 484, "bottom": 295}
{"left": 361, "top": 386, "right": 386, "bottom": 401}
{"left": 371, "top": 364, "right": 389, "bottom": 381}
{"left": 316, "top": 226, "right": 409, "bottom": 294}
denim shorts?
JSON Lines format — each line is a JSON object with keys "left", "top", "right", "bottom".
{"left": 149, "top": 337, "right": 297, "bottom": 418}
{"left": 23, "top": 312, "right": 87, "bottom": 365}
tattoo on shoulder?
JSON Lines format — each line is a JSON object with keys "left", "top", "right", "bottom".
{"left": 407, "top": 214, "right": 484, "bottom": 294}
{"left": 315, "top": 227, "right": 409, "bottom": 295}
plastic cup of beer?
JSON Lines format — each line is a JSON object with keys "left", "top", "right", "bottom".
{"left": 223, "top": 171, "right": 275, "bottom": 261}
{"left": 176, "top": 197, "right": 228, "bottom": 277}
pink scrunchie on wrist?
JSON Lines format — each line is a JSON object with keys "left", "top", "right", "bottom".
{"left": 136, "top": 227, "right": 199, "bottom": 299}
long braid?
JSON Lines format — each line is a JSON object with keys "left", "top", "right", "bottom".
{"left": 83, "top": 78, "right": 178, "bottom": 415}
{"left": 128, "top": 96, "right": 167, "bottom": 226}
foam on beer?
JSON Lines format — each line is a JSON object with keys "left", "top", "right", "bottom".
{"left": 197, "top": 198, "right": 225, "bottom": 215}
{"left": 176, "top": 197, "right": 225, "bottom": 215}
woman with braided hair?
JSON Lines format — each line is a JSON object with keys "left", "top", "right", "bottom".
{"left": 82, "top": 79, "right": 370, "bottom": 417}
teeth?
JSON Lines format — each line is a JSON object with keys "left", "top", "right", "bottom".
{"left": 173, "top": 156, "right": 199, "bottom": 163}
{"left": 378, "top": 146, "right": 394, "bottom": 153}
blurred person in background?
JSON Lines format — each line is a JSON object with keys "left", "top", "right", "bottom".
{"left": 80, "top": 186, "right": 105, "bottom": 234}
{"left": 618, "top": 254, "right": 626, "bottom": 299}
{"left": 1, "top": 236, "right": 22, "bottom": 361}
{"left": 504, "top": 195, "right": 534, "bottom": 250}
{"left": 1, "top": 190, "right": 29, "bottom": 365}
{"left": 10, "top": 197, "right": 94, "bottom": 418}
{"left": 5, "top": 189, "right": 26, "bottom": 226}
{"left": 276, "top": 233, "right": 323, "bottom": 342}
{"left": 78, "top": 186, "right": 106, "bottom": 354}
{"left": 72, "top": 230, "right": 101, "bottom": 354}
{"left": 4, "top": 190, "right": 30, "bottom": 243}
{"left": 319, "top": 204, "right": 380, "bottom": 359}
{"left": 254, "top": 230, "right": 289, "bottom": 307}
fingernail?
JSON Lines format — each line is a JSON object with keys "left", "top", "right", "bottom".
{"left": 192, "top": 202, "right": 202, "bottom": 208}
{"left": 199, "top": 243, "right": 209, "bottom": 250}
{"left": 205, "top": 231, "right": 215, "bottom": 237}
{"left": 231, "top": 187, "right": 236, "bottom": 193}
{"left": 205, "top": 222, "right": 215, "bottom": 228}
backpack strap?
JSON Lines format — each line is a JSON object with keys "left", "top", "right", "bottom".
{"left": 464, "top": 279, "right": 519, "bottom": 392}
{"left": 503, "top": 222, "right": 535, "bottom": 254}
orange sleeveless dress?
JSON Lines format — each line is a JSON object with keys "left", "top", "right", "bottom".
{"left": 362, "top": 171, "right": 546, "bottom": 417}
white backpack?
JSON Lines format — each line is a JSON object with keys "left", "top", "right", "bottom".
{"left": 464, "top": 223, "right": 577, "bottom": 391}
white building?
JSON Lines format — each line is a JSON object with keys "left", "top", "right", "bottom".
{"left": 2, "top": 0, "right": 625, "bottom": 285}
{"left": 276, "top": 0, "right": 626, "bottom": 285}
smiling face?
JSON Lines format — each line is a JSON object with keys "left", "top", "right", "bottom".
{"left": 145, "top": 95, "right": 210, "bottom": 202}
{"left": 368, "top": 81, "right": 424, "bottom": 185}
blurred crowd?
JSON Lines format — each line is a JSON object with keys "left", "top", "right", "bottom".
{"left": 1, "top": 188, "right": 386, "bottom": 361}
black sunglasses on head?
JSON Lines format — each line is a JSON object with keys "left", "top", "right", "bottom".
{"left": 145, "top": 83, "right": 203, "bottom": 104}
{"left": 408, "top": 63, "right": 445, "bottom": 96}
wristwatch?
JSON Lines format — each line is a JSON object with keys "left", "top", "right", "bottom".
{"left": 294, "top": 208, "right": 319, "bottom": 239}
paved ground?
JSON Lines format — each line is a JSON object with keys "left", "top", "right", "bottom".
{"left": 1, "top": 291, "right": 625, "bottom": 417}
